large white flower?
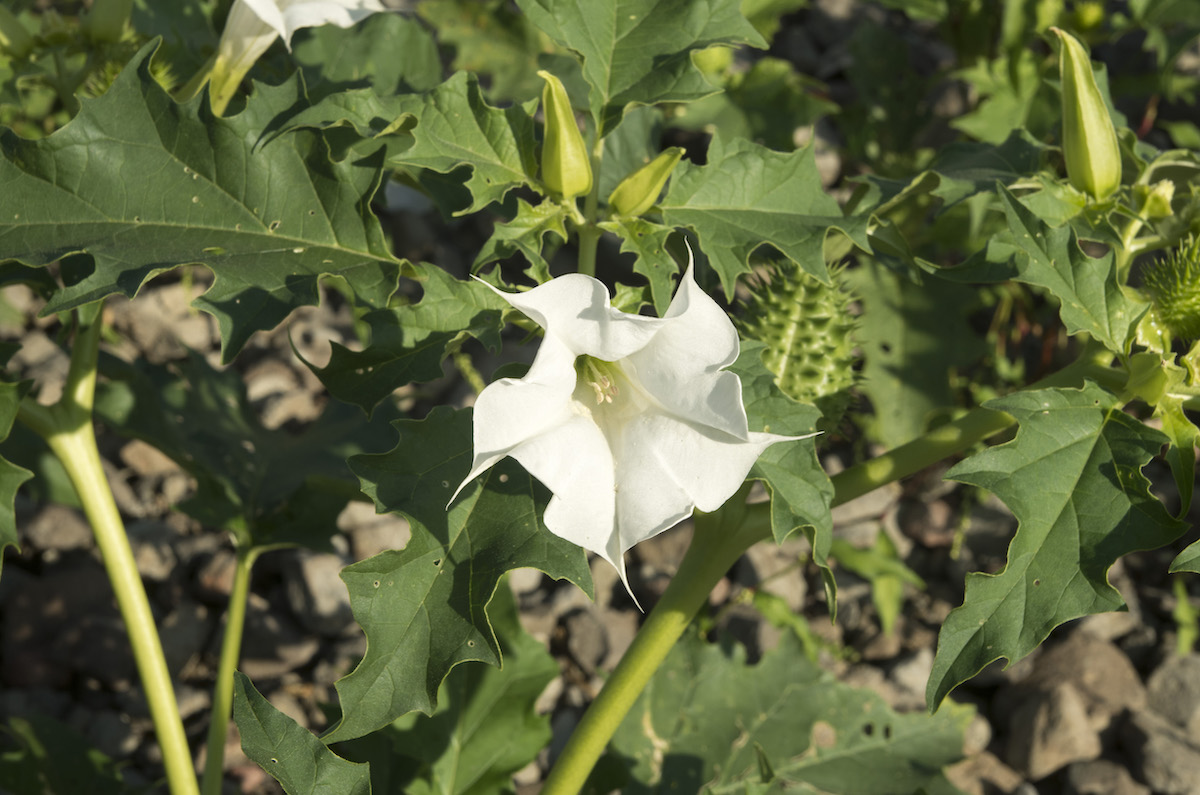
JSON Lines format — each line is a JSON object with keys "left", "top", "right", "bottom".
{"left": 452, "top": 255, "right": 812, "bottom": 593}
{"left": 208, "top": 0, "right": 385, "bottom": 114}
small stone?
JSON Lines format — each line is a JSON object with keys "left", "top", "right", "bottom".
{"left": 340, "top": 501, "right": 411, "bottom": 561}
{"left": 193, "top": 548, "right": 238, "bottom": 602}
{"left": 159, "top": 598, "right": 211, "bottom": 678}
{"left": 888, "top": 647, "right": 934, "bottom": 710}
{"left": 1006, "top": 683, "right": 1102, "bottom": 780}
{"left": 508, "top": 567, "right": 545, "bottom": 596}
{"left": 237, "top": 593, "right": 320, "bottom": 679}
{"left": 1121, "top": 709, "right": 1200, "bottom": 795}
{"left": 1065, "top": 759, "right": 1150, "bottom": 795}
{"left": 23, "top": 504, "right": 92, "bottom": 552}
{"left": 283, "top": 550, "right": 354, "bottom": 637}
{"left": 127, "top": 520, "right": 178, "bottom": 582}
{"left": 119, "top": 439, "right": 180, "bottom": 478}
{"left": 898, "top": 498, "right": 955, "bottom": 547}
{"left": 562, "top": 608, "right": 608, "bottom": 675}
{"left": 1146, "top": 653, "right": 1200, "bottom": 733}
{"left": 85, "top": 710, "right": 141, "bottom": 758}
{"left": 945, "top": 751, "right": 1025, "bottom": 795}
{"left": 601, "top": 610, "right": 639, "bottom": 671}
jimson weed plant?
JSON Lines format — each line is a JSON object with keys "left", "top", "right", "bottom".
{"left": 1, "top": 0, "right": 1199, "bottom": 793}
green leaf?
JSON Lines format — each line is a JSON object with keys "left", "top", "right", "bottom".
{"left": 0, "top": 42, "right": 399, "bottom": 361}
{"left": 292, "top": 12, "right": 443, "bottom": 95}
{"left": 328, "top": 407, "right": 591, "bottom": 742}
{"left": 661, "top": 134, "right": 869, "bottom": 297}
{"left": 311, "top": 264, "right": 508, "bottom": 415}
{"left": 233, "top": 673, "right": 372, "bottom": 795}
{"left": 994, "top": 186, "right": 1144, "bottom": 353}
{"left": 731, "top": 342, "right": 834, "bottom": 607}
{"left": 598, "top": 218, "right": 679, "bottom": 315}
{"left": 286, "top": 72, "right": 539, "bottom": 214}
{"left": 603, "top": 632, "right": 968, "bottom": 793}
{"left": 473, "top": 198, "right": 570, "bottom": 283}
{"left": 0, "top": 376, "right": 32, "bottom": 579}
{"left": 0, "top": 715, "right": 126, "bottom": 795}
{"left": 848, "top": 261, "right": 986, "bottom": 448}
{"left": 597, "top": 106, "right": 663, "bottom": 207}
{"left": 337, "top": 584, "right": 557, "bottom": 794}
{"left": 516, "top": 0, "right": 767, "bottom": 134}
{"left": 928, "top": 382, "right": 1188, "bottom": 709}
{"left": 94, "top": 352, "right": 397, "bottom": 550}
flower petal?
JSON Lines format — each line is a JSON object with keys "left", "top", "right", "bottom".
{"left": 625, "top": 256, "right": 748, "bottom": 438}
{"left": 480, "top": 275, "right": 663, "bottom": 360}
{"left": 241, "top": 0, "right": 385, "bottom": 47}
{"left": 451, "top": 334, "right": 576, "bottom": 504}
{"left": 611, "top": 426, "right": 694, "bottom": 554}
{"left": 633, "top": 412, "right": 809, "bottom": 514}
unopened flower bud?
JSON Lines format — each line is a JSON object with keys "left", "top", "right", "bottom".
{"left": 0, "top": 7, "right": 34, "bottom": 59}
{"left": 538, "top": 70, "right": 592, "bottom": 200}
{"left": 607, "top": 148, "right": 683, "bottom": 218}
{"left": 1052, "top": 27, "right": 1121, "bottom": 200}
{"left": 1134, "top": 180, "right": 1175, "bottom": 219}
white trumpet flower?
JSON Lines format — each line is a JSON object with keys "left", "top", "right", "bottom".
{"left": 452, "top": 253, "right": 812, "bottom": 595}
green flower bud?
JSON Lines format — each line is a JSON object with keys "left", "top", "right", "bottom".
{"left": 0, "top": 7, "right": 34, "bottom": 59}
{"left": 538, "top": 70, "right": 592, "bottom": 200}
{"left": 607, "top": 148, "right": 683, "bottom": 218}
{"left": 1073, "top": 2, "right": 1105, "bottom": 32}
{"left": 86, "top": 0, "right": 133, "bottom": 43}
{"left": 1052, "top": 27, "right": 1121, "bottom": 200}
{"left": 1134, "top": 179, "right": 1175, "bottom": 220}
{"left": 1143, "top": 235, "right": 1200, "bottom": 343}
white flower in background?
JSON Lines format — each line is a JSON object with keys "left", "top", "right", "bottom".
{"left": 208, "top": 0, "right": 386, "bottom": 114}
{"left": 452, "top": 251, "right": 813, "bottom": 596}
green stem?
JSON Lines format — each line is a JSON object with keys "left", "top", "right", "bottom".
{"left": 201, "top": 544, "right": 260, "bottom": 795}
{"left": 540, "top": 344, "right": 1118, "bottom": 793}
{"left": 18, "top": 307, "right": 199, "bottom": 795}
{"left": 575, "top": 138, "right": 605, "bottom": 277}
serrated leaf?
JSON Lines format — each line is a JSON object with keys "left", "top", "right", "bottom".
{"left": 598, "top": 218, "right": 679, "bottom": 315}
{"left": 473, "top": 198, "right": 569, "bottom": 283}
{"left": 604, "top": 632, "right": 968, "bottom": 793}
{"left": 848, "top": 261, "right": 986, "bottom": 448}
{"left": 0, "top": 377, "right": 32, "bottom": 579}
{"left": 285, "top": 72, "right": 539, "bottom": 214}
{"left": 312, "top": 264, "right": 508, "bottom": 415}
{"left": 94, "top": 352, "right": 397, "bottom": 550}
{"left": 661, "top": 134, "right": 869, "bottom": 297}
{"left": 0, "top": 42, "right": 400, "bottom": 361}
{"left": 328, "top": 406, "right": 591, "bottom": 742}
{"left": 292, "top": 12, "right": 443, "bottom": 95}
{"left": 994, "top": 186, "right": 1144, "bottom": 353}
{"left": 516, "top": 0, "right": 767, "bottom": 134}
{"left": 597, "top": 106, "right": 663, "bottom": 207}
{"left": 233, "top": 673, "right": 372, "bottom": 795}
{"left": 928, "top": 383, "right": 1188, "bottom": 709}
{"left": 337, "top": 585, "right": 557, "bottom": 795}
{"left": 730, "top": 342, "right": 833, "bottom": 607}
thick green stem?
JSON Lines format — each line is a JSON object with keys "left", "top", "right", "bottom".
{"left": 575, "top": 138, "right": 606, "bottom": 277}
{"left": 540, "top": 344, "right": 1118, "bottom": 793}
{"left": 18, "top": 308, "right": 199, "bottom": 795}
{"left": 201, "top": 544, "right": 259, "bottom": 795}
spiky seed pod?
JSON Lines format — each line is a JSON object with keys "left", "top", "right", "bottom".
{"left": 1143, "top": 236, "right": 1200, "bottom": 343}
{"left": 736, "top": 265, "right": 858, "bottom": 433}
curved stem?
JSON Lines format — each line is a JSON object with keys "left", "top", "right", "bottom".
{"left": 17, "top": 308, "right": 199, "bottom": 795}
{"left": 201, "top": 543, "right": 260, "bottom": 795}
{"left": 540, "top": 344, "right": 1119, "bottom": 793}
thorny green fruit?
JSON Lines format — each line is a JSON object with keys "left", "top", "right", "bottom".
{"left": 0, "top": 7, "right": 34, "bottom": 59}
{"left": 538, "top": 70, "right": 593, "bottom": 200}
{"left": 608, "top": 148, "right": 684, "bottom": 218}
{"left": 1143, "top": 235, "right": 1200, "bottom": 343}
{"left": 1052, "top": 27, "right": 1121, "bottom": 200}
{"left": 736, "top": 266, "right": 858, "bottom": 433}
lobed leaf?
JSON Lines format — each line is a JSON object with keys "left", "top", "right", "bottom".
{"left": 661, "top": 134, "right": 869, "bottom": 297}
{"left": 0, "top": 42, "right": 399, "bottom": 361}
{"left": 473, "top": 198, "right": 570, "bottom": 284}
{"left": 233, "top": 673, "right": 372, "bottom": 795}
{"left": 927, "top": 382, "right": 1187, "bottom": 709}
{"left": 516, "top": 0, "right": 766, "bottom": 134}
{"left": 310, "top": 264, "right": 508, "bottom": 415}
{"left": 601, "top": 632, "right": 968, "bottom": 793}
{"left": 0, "top": 374, "right": 32, "bottom": 579}
{"left": 329, "top": 407, "right": 591, "bottom": 742}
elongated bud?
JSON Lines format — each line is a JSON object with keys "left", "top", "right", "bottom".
{"left": 1134, "top": 179, "right": 1175, "bottom": 219}
{"left": 1052, "top": 27, "right": 1121, "bottom": 200}
{"left": 86, "top": 0, "right": 133, "bottom": 43}
{"left": 608, "top": 148, "right": 683, "bottom": 218}
{"left": 538, "top": 70, "right": 592, "bottom": 200}
{"left": 0, "top": 7, "right": 34, "bottom": 59}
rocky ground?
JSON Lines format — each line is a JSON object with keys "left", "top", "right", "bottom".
{"left": 5, "top": 1, "right": 1200, "bottom": 794}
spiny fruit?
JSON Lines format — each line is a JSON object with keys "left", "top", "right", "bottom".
{"left": 1143, "top": 235, "right": 1200, "bottom": 343}
{"left": 736, "top": 264, "right": 858, "bottom": 433}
